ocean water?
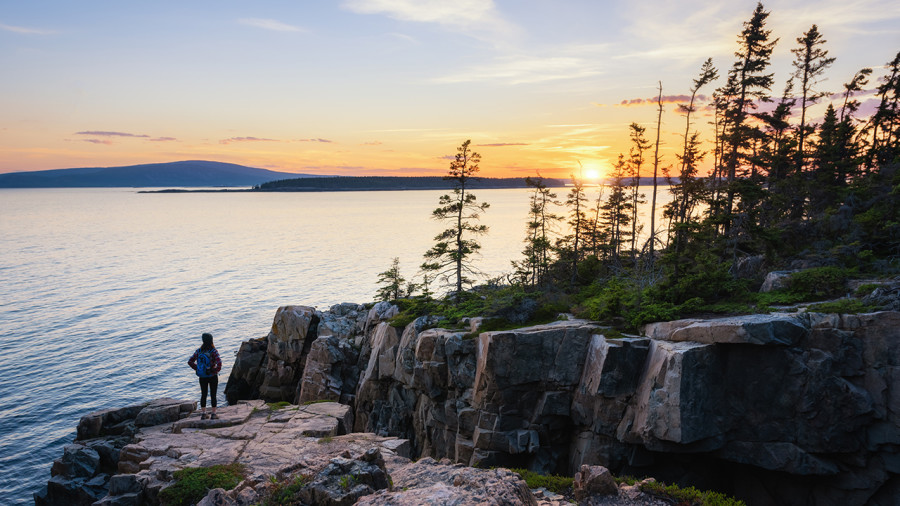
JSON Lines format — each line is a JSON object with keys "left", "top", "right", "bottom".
{"left": 0, "top": 186, "right": 671, "bottom": 504}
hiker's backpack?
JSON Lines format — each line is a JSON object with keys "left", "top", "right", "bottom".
{"left": 196, "top": 349, "right": 213, "bottom": 377}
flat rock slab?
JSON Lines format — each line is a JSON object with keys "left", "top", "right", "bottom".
{"left": 101, "top": 400, "right": 415, "bottom": 503}
{"left": 643, "top": 313, "right": 808, "bottom": 346}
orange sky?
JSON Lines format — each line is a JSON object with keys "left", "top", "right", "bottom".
{"left": 1, "top": 1, "right": 897, "bottom": 179}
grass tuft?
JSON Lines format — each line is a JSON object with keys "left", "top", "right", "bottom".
{"left": 640, "top": 480, "right": 746, "bottom": 506}
{"left": 508, "top": 468, "right": 573, "bottom": 495}
{"left": 258, "top": 474, "right": 310, "bottom": 506}
{"left": 158, "top": 463, "right": 245, "bottom": 506}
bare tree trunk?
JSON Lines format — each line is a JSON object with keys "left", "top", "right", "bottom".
{"left": 649, "top": 82, "right": 663, "bottom": 267}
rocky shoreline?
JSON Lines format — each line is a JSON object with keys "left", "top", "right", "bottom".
{"left": 38, "top": 303, "right": 900, "bottom": 505}
{"left": 36, "top": 396, "right": 668, "bottom": 505}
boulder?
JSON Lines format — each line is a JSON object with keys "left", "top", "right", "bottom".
{"left": 365, "top": 301, "right": 399, "bottom": 335}
{"left": 760, "top": 270, "right": 797, "bottom": 292}
{"left": 573, "top": 465, "right": 618, "bottom": 500}
{"left": 258, "top": 306, "right": 318, "bottom": 401}
{"left": 298, "top": 448, "right": 391, "bottom": 506}
{"left": 51, "top": 444, "right": 100, "bottom": 479}
{"left": 76, "top": 403, "right": 145, "bottom": 440}
{"left": 297, "top": 335, "right": 359, "bottom": 404}
{"left": 223, "top": 337, "right": 268, "bottom": 404}
{"left": 134, "top": 398, "right": 194, "bottom": 427}
{"left": 360, "top": 457, "right": 538, "bottom": 506}
{"left": 317, "top": 303, "right": 368, "bottom": 340}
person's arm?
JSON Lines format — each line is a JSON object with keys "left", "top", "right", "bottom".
{"left": 212, "top": 349, "right": 222, "bottom": 374}
{"left": 188, "top": 349, "right": 198, "bottom": 371}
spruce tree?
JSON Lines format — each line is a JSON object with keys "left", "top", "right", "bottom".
{"left": 720, "top": 2, "right": 777, "bottom": 230}
{"left": 866, "top": 51, "right": 900, "bottom": 168}
{"left": 791, "top": 24, "right": 835, "bottom": 175}
{"left": 561, "top": 174, "right": 589, "bottom": 285}
{"left": 627, "top": 123, "right": 650, "bottom": 260}
{"left": 421, "top": 140, "right": 490, "bottom": 300}
{"left": 600, "top": 154, "right": 633, "bottom": 265}
{"left": 516, "top": 176, "right": 560, "bottom": 288}
{"left": 375, "top": 258, "right": 406, "bottom": 301}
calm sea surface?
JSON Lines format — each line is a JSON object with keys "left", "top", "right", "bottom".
{"left": 0, "top": 186, "right": 671, "bottom": 504}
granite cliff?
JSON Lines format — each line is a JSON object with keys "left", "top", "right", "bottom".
{"left": 222, "top": 303, "right": 899, "bottom": 505}
{"left": 37, "top": 304, "right": 899, "bottom": 505}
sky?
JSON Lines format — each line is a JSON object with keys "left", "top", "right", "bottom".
{"left": 1, "top": 0, "right": 898, "bottom": 178}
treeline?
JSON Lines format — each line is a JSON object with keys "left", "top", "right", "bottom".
{"left": 255, "top": 176, "right": 568, "bottom": 191}
{"left": 377, "top": 2, "right": 899, "bottom": 330}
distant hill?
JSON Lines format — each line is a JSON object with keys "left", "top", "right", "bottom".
{"left": 0, "top": 160, "right": 318, "bottom": 188}
{"left": 257, "top": 176, "right": 570, "bottom": 191}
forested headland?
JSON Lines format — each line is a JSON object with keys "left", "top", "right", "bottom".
{"left": 376, "top": 2, "right": 900, "bottom": 331}
{"left": 254, "top": 175, "right": 569, "bottom": 191}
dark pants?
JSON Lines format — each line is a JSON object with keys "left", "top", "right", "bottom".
{"left": 199, "top": 375, "right": 218, "bottom": 408}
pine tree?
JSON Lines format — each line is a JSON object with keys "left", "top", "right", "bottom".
{"left": 600, "top": 155, "right": 633, "bottom": 265}
{"left": 627, "top": 123, "right": 650, "bottom": 260}
{"left": 720, "top": 2, "right": 778, "bottom": 230}
{"left": 791, "top": 24, "right": 836, "bottom": 175}
{"left": 866, "top": 51, "right": 900, "bottom": 168}
{"left": 421, "top": 140, "right": 490, "bottom": 299}
{"left": 561, "top": 174, "right": 589, "bottom": 285}
{"left": 375, "top": 257, "right": 406, "bottom": 301}
{"left": 753, "top": 79, "right": 797, "bottom": 226}
{"left": 516, "top": 176, "right": 560, "bottom": 287}
{"left": 667, "top": 58, "right": 718, "bottom": 255}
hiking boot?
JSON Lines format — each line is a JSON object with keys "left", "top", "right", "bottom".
{"left": 200, "top": 413, "right": 209, "bottom": 420}
{"left": 210, "top": 413, "right": 219, "bottom": 420}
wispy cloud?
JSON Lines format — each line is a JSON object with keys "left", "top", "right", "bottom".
{"left": 149, "top": 137, "right": 178, "bottom": 142}
{"left": 295, "top": 138, "right": 333, "bottom": 143}
{"left": 477, "top": 142, "right": 528, "bottom": 147}
{"left": 81, "top": 139, "right": 113, "bottom": 145}
{"left": 342, "top": 0, "right": 518, "bottom": 42}
{"left": 238, "top": 18, "right": 304, "bottom": 32}
{"left": 616, "top": 94, "right": 708, "bottom": 107}
{"left": 362, "top": 141, "right": 383, "bottom": 145}
{"left": 75, "top": 131, "right": 149, "bottom": 138}
{"left": 219, "top": 136, "right": 278, "bottom": 145}
{"left": 433, "top": 50, "right": 607, "bottom": 85}
{"left": 0, "top": 22, "right": 56, "bottom": 35}
{"left": 388, "top": 32, "right": 418, "bottom": 44}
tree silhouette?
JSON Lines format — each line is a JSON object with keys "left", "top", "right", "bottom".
{"left": 421, "top": 140, "right": 490, "bottom": 299}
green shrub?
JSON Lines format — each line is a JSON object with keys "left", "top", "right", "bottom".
{"left": 267, "top": 401, "right": 291, "bottom": 410}
{"left": 640, "top": 480, "right": 745, "bottom": 506}
{"left": 614, "top": 475, "right": 639, "bottom": 485}
{"left": 508, "top": 468, "right": 573, "bottom": 494}
{"left": 787, "top": 266, "right": 851, "bottom": 299}
{"left": 259, "top": 475, "right": 310, "bottom": 506}
{"left": 808, "top": 299, "right": 877, "bottom": 314}
{"left": 755, "top": 291, "right": 806, "bottom": 306}
{"left": 388, "top": 312, "right": 417, "bottom": 329}
{"left": 626, "top": 301, "right": 681, "bottom": 329}
{"left": 158, "top": 463, "right": 245, "bottom": 506}
{"left": 854, "top": 283, "right": 882, "bottom": 296}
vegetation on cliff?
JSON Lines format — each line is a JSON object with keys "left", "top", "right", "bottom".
{"left": 158, "top": 463, "right": 245, "bottom": 506}
{"left": 376, "top": 2, "right": 899, "bottom": 331}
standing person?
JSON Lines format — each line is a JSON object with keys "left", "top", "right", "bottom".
{"left": 188, "top": 333, "right": 222, "bottom": 420}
